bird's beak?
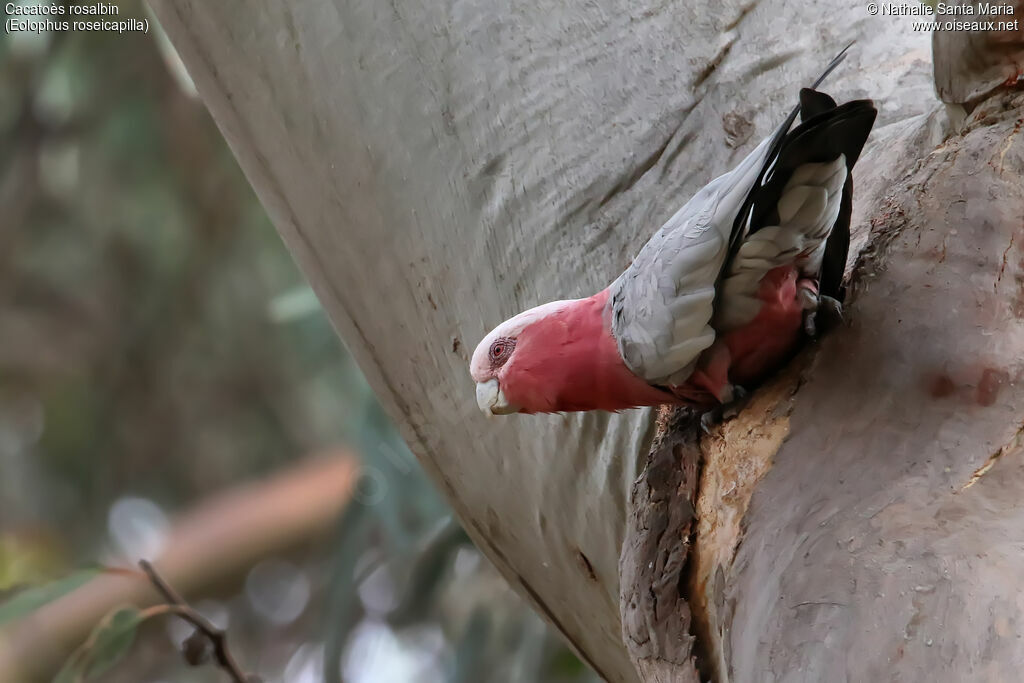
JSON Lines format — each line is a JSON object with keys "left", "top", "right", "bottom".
{"left": 476, "top": 378, "right": 519, "bottom": 416}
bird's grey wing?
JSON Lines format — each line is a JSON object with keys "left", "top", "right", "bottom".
{"left": 609, "top": 137, "right": 772, "bottom": 385}
{"left": 609, "top": 47, "right": 857, "bottom": 386}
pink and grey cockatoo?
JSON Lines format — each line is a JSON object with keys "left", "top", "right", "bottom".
{"left": 471, "top": 49, "right": 877, "bottom": 417}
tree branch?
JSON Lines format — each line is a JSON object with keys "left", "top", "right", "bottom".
{"left": 139, "top": 560, "right": 253, "bottom": 682}
{"left": 0, "top": 452, "right": 359, "bottom": 682}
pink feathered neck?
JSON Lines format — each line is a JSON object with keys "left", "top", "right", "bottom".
{"left": 499, "top": 289, "right": 676, "bottom": 413}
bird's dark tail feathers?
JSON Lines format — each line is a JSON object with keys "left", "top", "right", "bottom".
{"left": 722, "top": 43, "right": 877, "bottom": 302}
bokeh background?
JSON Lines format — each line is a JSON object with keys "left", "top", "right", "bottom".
{"left": 0, "top": 1, "right": 598, "bottom": 680}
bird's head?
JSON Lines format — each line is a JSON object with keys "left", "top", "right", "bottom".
{"left": 470, "top": 298, "right": 577, "bottom": 415}
{"left": 470, "top": 289, "right": 675, "bottom": 415}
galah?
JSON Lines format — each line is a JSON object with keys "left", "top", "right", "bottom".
{"left": 471, "top": 48, "right": 877, "bottom": 417}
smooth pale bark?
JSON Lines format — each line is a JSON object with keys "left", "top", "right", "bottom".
{"left": 148, "top": 1, "right": 935, "bottom": 680}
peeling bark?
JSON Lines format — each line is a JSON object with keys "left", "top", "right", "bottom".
{"left": 619, "top": 407, "right": 702, "bottom": 683}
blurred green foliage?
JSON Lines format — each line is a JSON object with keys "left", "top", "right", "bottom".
{"left": 0, "top": 1, "right": 598, "bottom": 682}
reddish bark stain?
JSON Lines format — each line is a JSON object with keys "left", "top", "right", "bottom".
{"left": 927, "top": 374, "right": 957, "bottom": 399}
{"left": 977, "top": 368, "right": 1009, "bottom": 407}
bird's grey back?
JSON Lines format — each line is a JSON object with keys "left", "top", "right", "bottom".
{"left": 609, "top": 137, "right": 772, "bottom": 385}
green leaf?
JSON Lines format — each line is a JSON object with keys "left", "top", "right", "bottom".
{"left": 0, "top": 570, "right": 98, "bottom": 627}
{"left": 52, "top": 606, "right": 145, "bottom": 683}
{"left": 52, "top": 651, "right": 85, "bottom": 683}
{"left": 83, "top": 607, "right": 143, "bottom": 678}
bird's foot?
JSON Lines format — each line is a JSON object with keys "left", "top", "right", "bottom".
{"left": 803, "top": 294, "right": 843, "bottom": 338}
{"left": 700, "top": 385, "right": 749, "bottom": 435}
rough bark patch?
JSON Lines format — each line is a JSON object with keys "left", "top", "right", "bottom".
{"left": 619, "top": 359, "right": 806, "bottom": 683}
{"left": 619, "top": 407, "right": 703, "bottom": 682}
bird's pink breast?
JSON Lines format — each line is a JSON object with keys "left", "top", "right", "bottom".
{"left": 672, "top": 265, "right": 807, "bottom": 406}
{"left": 723, "top": 265, "right": 806, "bottom": 385}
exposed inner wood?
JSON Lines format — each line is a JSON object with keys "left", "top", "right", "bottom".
{"left": 619, "top": 360, "right": 807, "bottom": 683}
{"left": 687, "top": 365, "right": 804, "bottom": 683}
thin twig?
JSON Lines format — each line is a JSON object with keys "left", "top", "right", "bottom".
{"left": 139, "top": 560, "right": 253, "bottom": 683}
{"left": 139, "top": 559, "right": 187, "bottom": 606}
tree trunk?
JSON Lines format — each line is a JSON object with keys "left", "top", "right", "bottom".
{"left": 622, "top": 4, "right": 1024, "bottom": 680}
{"left": 148, "top": 0, "right": 1022, "bottom": 680}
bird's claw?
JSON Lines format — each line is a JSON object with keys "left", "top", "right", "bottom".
{"left": 803, "top": 294, "right": 843, "bottom": 338}
{"left": 700, "top": 411, "right": 716, "bottom": 435}
{"left": 798, "top": 287, "right": 819, "bottom": 311}
{"left": 820, "top": 295, "right": 844, "bottom": 321}
{"left": 700, "top": 385, "right": 749, "bottom": 434}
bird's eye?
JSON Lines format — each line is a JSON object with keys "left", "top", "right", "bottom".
{"left": 488, "top": 337, "right": 515, "bottom": 365}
